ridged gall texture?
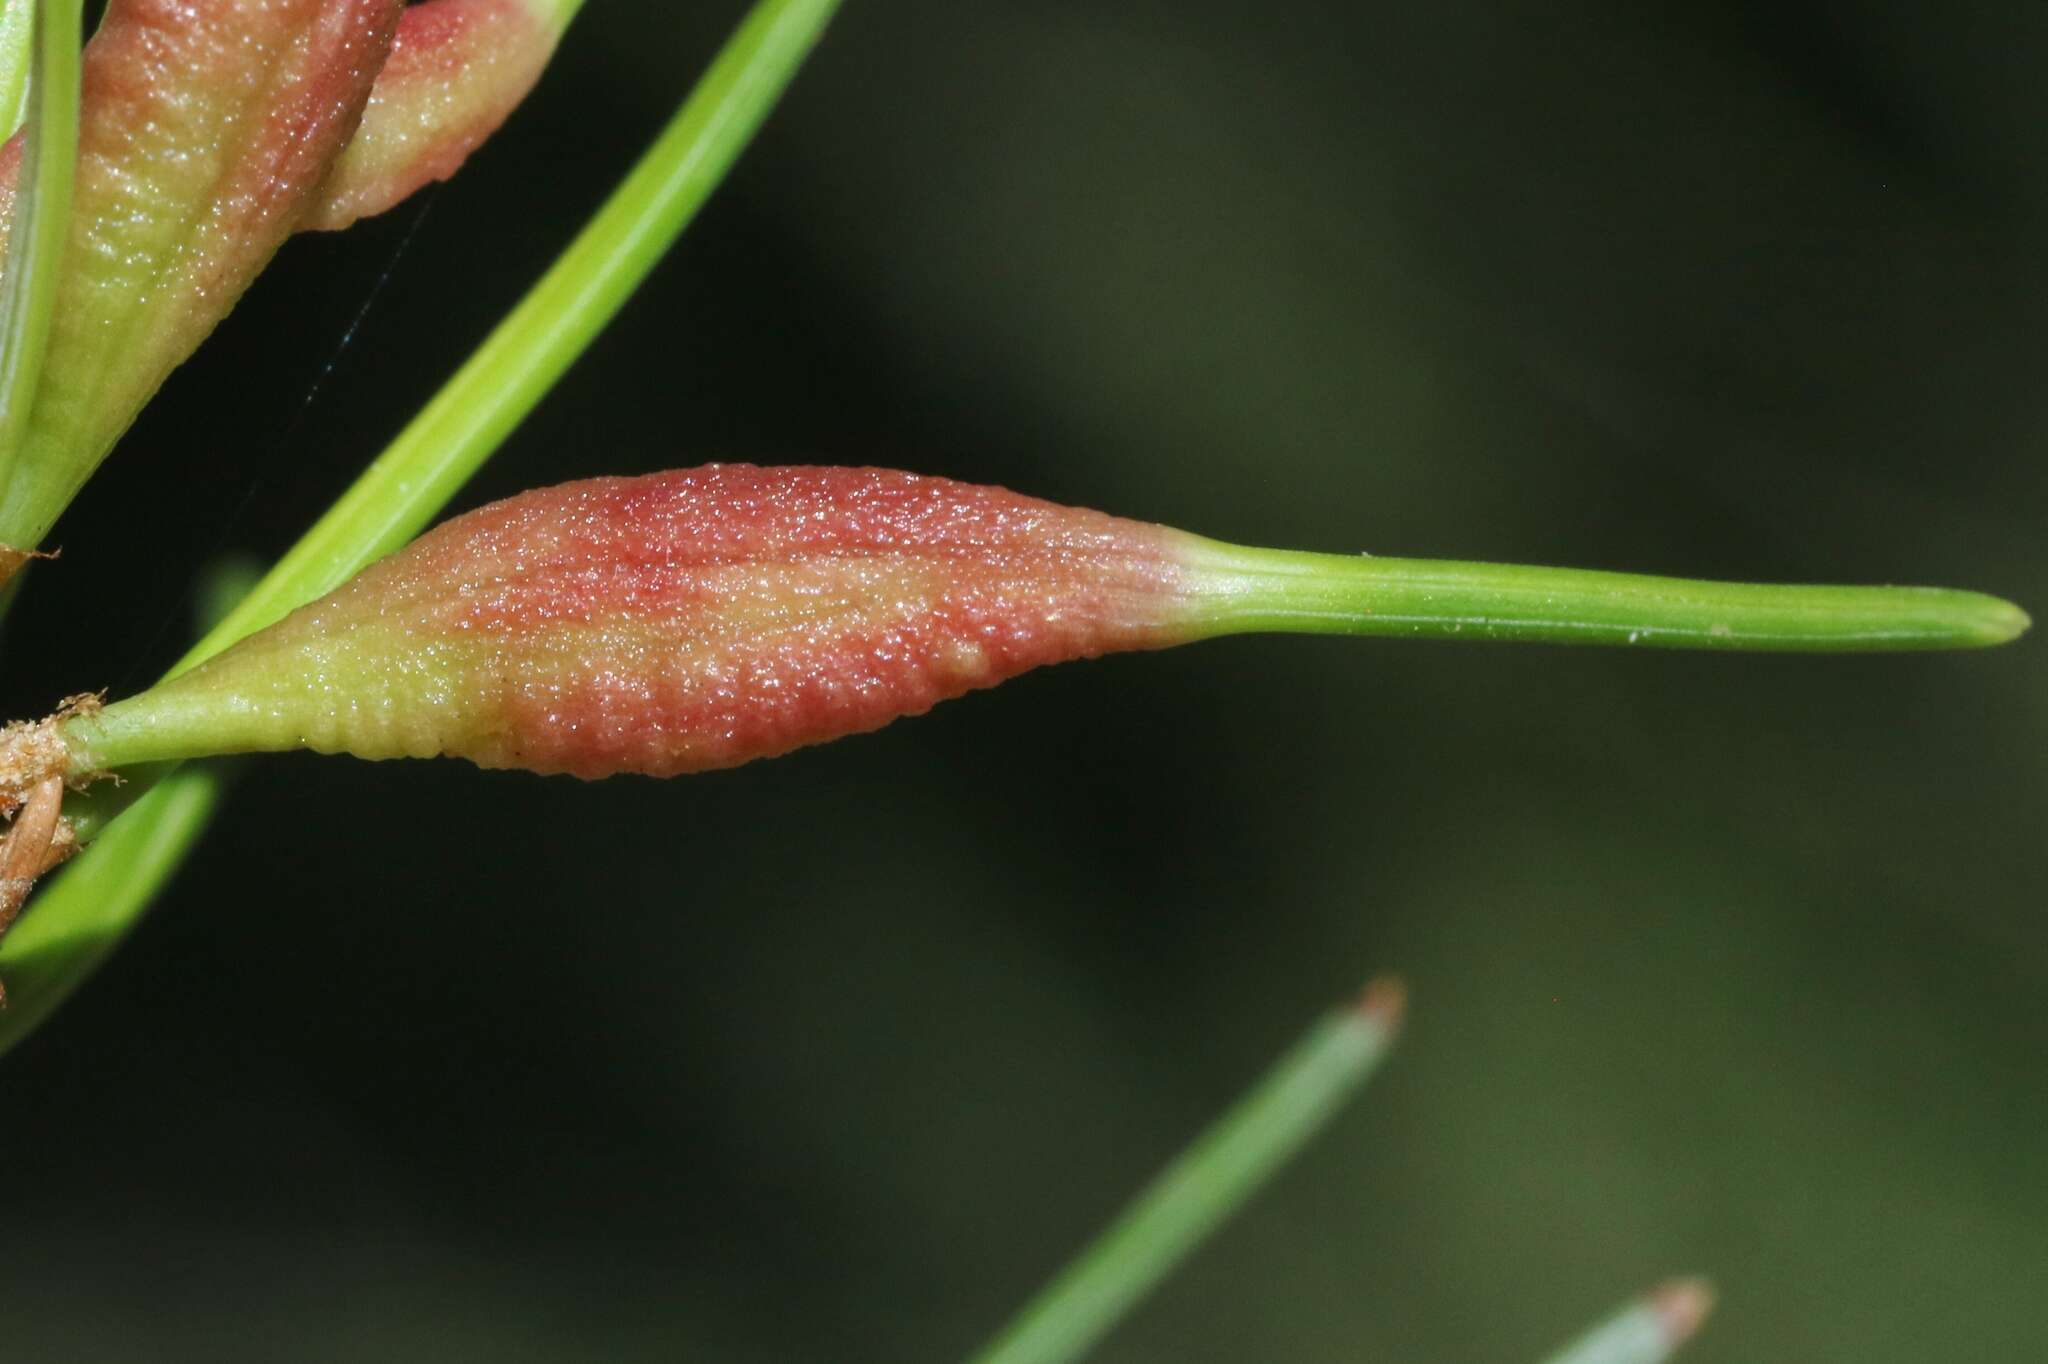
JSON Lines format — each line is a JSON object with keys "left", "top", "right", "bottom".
{"left": 306, "top": 0, "right": 563, "bottom": 231}
{"left": 0, "top": 0, "right": 404, "bottom": 549}
{"left": 88, "top": 467, "right": 1203, "bottom": 778}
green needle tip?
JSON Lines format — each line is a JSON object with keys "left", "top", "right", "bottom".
{"left": 1183, "top": 541, "right": 2032, "bottom": 653}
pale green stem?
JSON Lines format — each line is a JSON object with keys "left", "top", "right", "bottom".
{"left": 0, "top": 0, "right": 80, "bottom": 503}
{"left": 970, "top": 981, "right": 1406, "bottom": 1364}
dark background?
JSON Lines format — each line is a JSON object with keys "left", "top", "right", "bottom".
{"left": 3, "top": 1, "right": 2044, "bottom": 1358}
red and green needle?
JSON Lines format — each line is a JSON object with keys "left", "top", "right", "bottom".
{"left": 11, "top": 464, "right": 2023, "bottom": 804}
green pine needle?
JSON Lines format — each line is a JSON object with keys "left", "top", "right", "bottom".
{"left": 1188, "top": 542, "right": 2029, "bottom": 652}
{"left": 0, "top": 768, "right": 222, "bottom": 1043}
{"left": 970, "top": 980, "right": 1407, "bottom": 1364}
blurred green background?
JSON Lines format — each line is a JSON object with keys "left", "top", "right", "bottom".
{"left": 3, "top": 1, "right": 2043, "bottom": 1358}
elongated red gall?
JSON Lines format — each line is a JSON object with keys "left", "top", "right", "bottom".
{"left": 31, "top": 463, "right": 2025, "bottom": 794}
{"left": 64, "top": 466, "right": 1204, "bottom": 779}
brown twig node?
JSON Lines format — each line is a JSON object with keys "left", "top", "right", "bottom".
{"left": 0, "top": 694, "right": 111, "bottom": 995}
{"left": 0, "top": 693, "right": 100, "bottom": 809}
{"left": 0, "top": 544, "right": 60, "bottom": 595}
{"left": 0, "top": 775, "right": 76, "bottom": 1003}
{"left": 0, "top": 716, "right": 65, "bottom": 815}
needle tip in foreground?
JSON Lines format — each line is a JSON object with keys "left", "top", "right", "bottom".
{"left": 1972, "top": 595, "right": 2032, "bottom": 647}
{"left": 1647, "top": 1277, "right": 1716, "bottom": 1348}
{"left": 1352, "top": 975, "right": 1408, "bottom": 1031}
